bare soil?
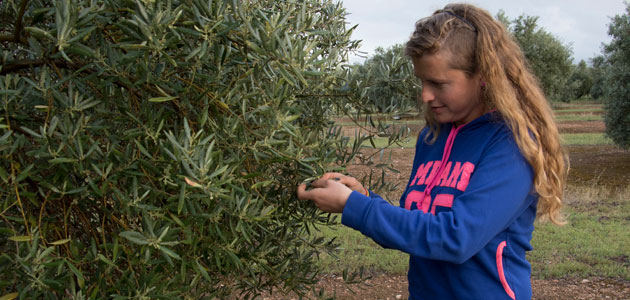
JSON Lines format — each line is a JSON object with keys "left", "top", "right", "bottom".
{"left": 557, "top": 120, "right": 606, "bottom": 133}
{"left": 261, "top": 275, "right": 630, "bottom": 300}
{"left": 567, "top": 144, "right": 630, "bottom": 187}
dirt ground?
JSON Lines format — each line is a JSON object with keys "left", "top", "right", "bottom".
{"left": 265, "top": 274, "right": 630, "bottom": 300}
{"left": 557, "top": 120, "right": 606, "bottom": 133}
{"left": 567, "top": 143, "right": 630, "bottom": 187}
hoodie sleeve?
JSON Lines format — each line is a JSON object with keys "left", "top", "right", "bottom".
{"left": 341, "top": 132, "right": 535, "bottom": 264}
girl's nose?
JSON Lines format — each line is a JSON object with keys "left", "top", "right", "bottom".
{"left": 421, "top": 87, "right": 434, "bottom": 103}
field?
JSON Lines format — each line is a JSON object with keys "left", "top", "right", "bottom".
{"left": 265, "top": 102, "right": 630, "bottom": 300}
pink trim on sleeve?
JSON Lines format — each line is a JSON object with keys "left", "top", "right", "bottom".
{"left": 496, "top": 241, "right": 516, "bottom": 300}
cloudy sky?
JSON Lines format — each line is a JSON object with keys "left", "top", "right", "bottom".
{"left": 342, "top": 0, "right": 628, "bottom": 64}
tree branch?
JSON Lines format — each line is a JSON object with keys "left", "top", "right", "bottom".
{"left": 0, "top": 0, "right": 30, "bottom": 44}
{"left": 0, "top": 59, "right": 48, "bottom": 75}
{"left": 0, "top": 34, "right": 18, "bottom": 43}
{"left": 14, "top": 0, "right": 30, "bottom": 42}
{"left": 0, "top": 57, "right": 144, "bottom": 101}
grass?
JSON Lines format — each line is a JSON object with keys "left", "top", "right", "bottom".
{"left": 561, "top": 133, "right": 613, "bottom": 145}
{"left": 551, "top": 102, "right": 603, "bottom": 110}
{"left": 555, "top": 114, "right": 603, "bottom": 122}
{"left": 528, "top": 185, "right": 630, "bottom": 280}
{"left": 554, "top": 108, "right": 604, "bottom": 113}
{"left": 316, "top": 223, "right": 409, "bottom": 275}
{"left": 315, "top": 185, "right": 630, "bottom": 281}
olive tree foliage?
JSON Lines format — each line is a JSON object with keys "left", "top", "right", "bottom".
{"left": 602, "top": 2, "right": 630, "bottom": 149}
{"left": 566, "top": 60, "right": 594, "bottom": 100}
{"left": 589, "top": 55, "right": 608, "bottom": 100}
{"left": 0, "top": 0, "right": 406, "bottom": 298}
{"left": 497, "top": 11, "right": 574, "bottom": 101}
{"left": 347, "top": 44, "right": 418, "bottom": 114}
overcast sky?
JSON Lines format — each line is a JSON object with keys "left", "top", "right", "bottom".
{"left": 342, "top": 0, "right": 628, "bottom": 64}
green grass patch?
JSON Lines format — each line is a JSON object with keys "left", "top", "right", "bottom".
{"left": 315, "top": 222, "right": 409, "bottom": 275}
{"left": 561, "top": 133, "right": 612, "bottom": 145}
{"left": 551, "top": 102, "right": 603, "bottom": 110}
{"left": 555, "top": 114, "right": 603, "bottom": 122}
{"left": 554, "top": 108, "right": 604, "bottom": 114}
{"left": 529, "top": 210, "right": 630, "bottom": 280}
{"left": 528, "top": 186, "right": 630, "bottom": 280}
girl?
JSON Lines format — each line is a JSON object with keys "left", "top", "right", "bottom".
{"left": 297, "top": 3, "right": 568, "bottom": 300}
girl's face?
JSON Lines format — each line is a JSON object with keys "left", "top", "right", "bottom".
{"left": 412, "top": 51, "right": 485, "bottom": 126}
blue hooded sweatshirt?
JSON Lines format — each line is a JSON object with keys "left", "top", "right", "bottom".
{"left": 342, "top": 112, "right": 537, "bottom": 300}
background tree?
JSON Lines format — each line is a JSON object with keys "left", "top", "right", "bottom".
{"left": 499, "top": 12, "right": 574, "bottom": 101}
{"left": 0, "top": 0, "right": 406, "bottom": 298}
{"left": 347, "top": 44, "right": 418, "bottom": 114}
{"left": 495, "top": 10, "right": 511, "bottom": 28}
{"left": 589, "top": 55, "right": 609, "bottom": 100}
{"left": 601, "top": 2, "right": 630, "bottom": 149}
{"left": 566, "top": 60, "right": 594, "bottom": 100}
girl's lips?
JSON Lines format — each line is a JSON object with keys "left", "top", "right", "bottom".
{"left": 431, "top": 105, "right": 446, "bottom": 113}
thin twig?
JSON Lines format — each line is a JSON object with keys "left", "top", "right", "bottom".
{"left": 14, "top": 0, "right": 30, "bottom": 42}
{"left": 0, "top": 59, "right": 48, "bottom": 75}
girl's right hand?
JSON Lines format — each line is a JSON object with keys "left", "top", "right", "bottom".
{"left": 319, "top": 172, "right": 369, "bottom": 196}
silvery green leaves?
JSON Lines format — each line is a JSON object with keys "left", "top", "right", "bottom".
{"left": 0, "top": 0, "right": 370, "bottom": 298}
{"left": 347, "top": 44, "right": 419, "bottom": 114}
{"left": 119, "top": 214, "right": 181, "bottom": 266}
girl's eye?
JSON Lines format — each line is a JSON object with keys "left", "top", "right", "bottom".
{"left": 429, "top": 81, "right": 445, "bottom": 88}
{"left": 419, "top": 79, "right": 446, "bottom": 90}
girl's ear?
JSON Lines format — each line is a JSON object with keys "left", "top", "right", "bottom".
{"left": 478, "top": 77, "right": 486, "bottom": 87}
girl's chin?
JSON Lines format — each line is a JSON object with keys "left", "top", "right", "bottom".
{"left": 433, "top": 113, "right": 455, "bottom": 123}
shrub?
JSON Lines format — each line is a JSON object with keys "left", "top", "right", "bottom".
{"left": 0, "top": 0, "right": 403, "bottom": 298}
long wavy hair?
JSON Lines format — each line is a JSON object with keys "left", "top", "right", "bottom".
{"left": 405, "top": 3, "right": 568, "bottom": 224}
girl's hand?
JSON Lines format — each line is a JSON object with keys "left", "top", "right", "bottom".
{"left": 297, "top": 178, "right": 352, "bottom": 213}
{"left": 320, "top": 173, "right": 369, "bottom": 196}
{"left": 296, "top": 173, "right": 368, "bottom": 213}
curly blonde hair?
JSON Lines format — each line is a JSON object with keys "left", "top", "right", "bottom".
{"left": 405, "top": 3, "right": 568, "bottom": 224}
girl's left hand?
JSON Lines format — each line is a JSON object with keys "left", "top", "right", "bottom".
{"left": 297, "top": 178, "right": 353, "bottom": 213}
{"left": 319, "top": 173, "right": 368, "bottom": 196}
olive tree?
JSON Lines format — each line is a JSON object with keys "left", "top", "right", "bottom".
{"left": 602, "top": 2, "right": 630, "bottom": 149}
{"left": 566, "top": 60, "right": 594, "bottom": 100}
{"left": 499, "top": 12, "right": 574, "bottom": 101}
{"left": 0, "top": 0, "right": 404, "bottom": 298}
{"left": 589, "top": 55, "right": 608, "bottom": 100}
{"left": 348, "top": 44, "right": 418, "bottom": 114}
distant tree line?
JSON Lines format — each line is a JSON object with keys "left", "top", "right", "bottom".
{"left": 354, "top": 5, "right": 630, "bottom": 148}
